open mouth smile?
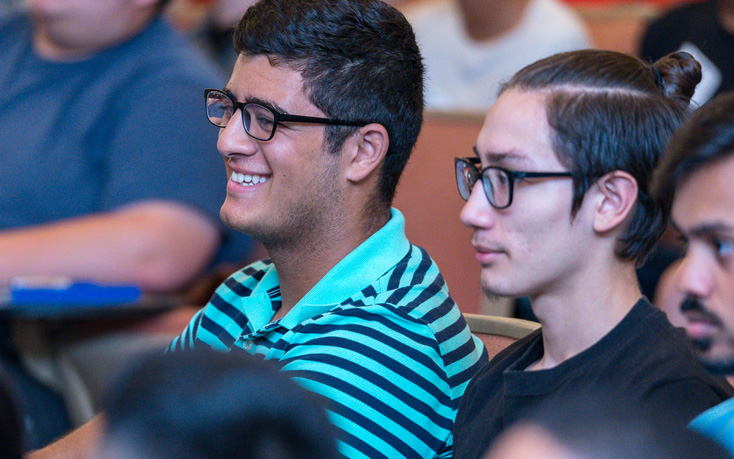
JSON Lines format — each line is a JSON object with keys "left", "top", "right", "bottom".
{"left": 231, "top": 172, "right": 269, "bottom": 186}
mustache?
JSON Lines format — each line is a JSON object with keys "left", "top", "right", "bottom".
{"left": 680, "top": 296, "right": 722, "bottom": 353}
{"left": 680, "top": 296, "right": 724, "bottom": 327}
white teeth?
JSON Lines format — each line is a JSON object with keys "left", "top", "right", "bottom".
{"left": 231, "top": 172, "right": 269, "bottom": 186}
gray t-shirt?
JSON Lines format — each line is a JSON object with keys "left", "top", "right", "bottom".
{"left": 0, "top": 13, "right": 251, "bottom": 265}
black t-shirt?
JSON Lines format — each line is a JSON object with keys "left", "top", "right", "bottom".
{"left": 453, "top": 298, "right": 734, "bottom": 459}
{"left": 640, "top": 0, "right": 734, "bottom": 99}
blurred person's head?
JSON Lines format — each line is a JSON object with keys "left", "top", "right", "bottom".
{"left": 28, "top": 0, "right": 172, "bottom": 60}
{"left": 98, "top": 348, "right": 338, "bottom": 459}
{"left": 653, "top": 91, "right": 734, "bottom": 374}
{"left": 484, "top": 393, "right": 732, "bottom": 459}
{"left": 457, "top": 49, "right": 700, "bottom": 301}
{"left": 211, "top": 0, "right": 423, "bottom": 246}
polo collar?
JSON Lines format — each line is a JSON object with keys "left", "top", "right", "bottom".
{"left": 279, "top": 208, "right": 411, "bottom": 328}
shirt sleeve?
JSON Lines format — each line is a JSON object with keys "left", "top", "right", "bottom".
{"left": 279, "top": 305, "right": 454, "bottom": 459}
{"left": 169, "top": 308, "right": 205, "bottom": 353}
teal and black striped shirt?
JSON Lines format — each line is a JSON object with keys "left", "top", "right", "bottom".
{"left": 170, "top": 209, "right": 487, "bottom": 458}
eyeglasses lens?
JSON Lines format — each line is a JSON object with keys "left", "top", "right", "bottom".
{"left": 485, "top": 168, "right": 510, "bottom": 208}
{"left": 242, "top": 104, "right": 276, "bottom": 141}
{"left": 456, "top": 160, "right": 475, "bottom": 201}
{"left": 206, "top": 91, "right": 233, "bottom": 127}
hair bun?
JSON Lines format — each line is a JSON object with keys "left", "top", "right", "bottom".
{"left": 652, "top": 51, "right": 702, "bottom": 103}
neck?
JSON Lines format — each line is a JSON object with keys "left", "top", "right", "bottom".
{"left": 527, "top": 257, "right": 641, "bottom": 371}
{"left": 457, "top": 0, "right": 531, "bottom": 42}
{"left": 267, "top": 208, "right": 389, "bottom": 317}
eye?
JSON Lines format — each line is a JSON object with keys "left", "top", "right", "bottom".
{"left": 496, "top": 172, "right": 511, "bottom": 187}
{"left": 257, "top": 115, "right": 274, "bottom": 128}
{"left": 714, "top": 239, "right": 734, "bottom": 258}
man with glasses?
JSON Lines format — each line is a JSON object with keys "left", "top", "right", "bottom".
{"left": 30, "top": 0, "right": 485, "bottom": 458}
{"left": 652, "top": 91, "right": 734, "bottom": 454}
{"left": 450, "top": 49, "right": 733, "bottom": 459}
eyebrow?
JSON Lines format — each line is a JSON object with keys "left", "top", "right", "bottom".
{"left": 220, "top": 87, "right": 288, "bottom": 114}
{"left": 672, "top": 220, "right": 734, "bottom": 237}
{"left": 472, "top": 146, "right": 533, "bottom": 167}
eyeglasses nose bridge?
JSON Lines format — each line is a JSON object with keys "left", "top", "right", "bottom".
{"left": 218, "top": 102, "right": 244, "bottom": 133}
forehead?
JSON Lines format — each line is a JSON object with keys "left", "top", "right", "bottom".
{"left": 226, "top": 55, "right": 314, "bottom": 113}
{"left": 672, "top": 155, "right": 734, "bottom": 231}
{"left": 475, "top": 89, "right": 559, "bottom": 169}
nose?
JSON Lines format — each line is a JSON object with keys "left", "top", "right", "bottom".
{"left": 217, "top": 109, "right": 258, "bottom": 159}
{"left": 675, "top": 248, "right": 714, "bottom": 300}
{"left": 460, "top": 182, "right": 496, "bottom": 230}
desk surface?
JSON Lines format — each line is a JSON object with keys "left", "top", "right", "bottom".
{"left": 0, "top": 294, "right": 184, "bottom": 320}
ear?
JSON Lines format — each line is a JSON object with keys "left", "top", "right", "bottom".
{"left": 590, "top": 171, "right": 639, "bottom": 234}
{"left": 344, "top": 123, "right": 389, "bottom": 183}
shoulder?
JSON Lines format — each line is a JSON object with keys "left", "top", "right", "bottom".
{"left": 285, "top": 296, "right": 484, "bottom": 388}
{"left": 607, "top": 302, "right": 732, "bottom": 402}
{"left": 369, "top": 244, "right": 452, "bottom": 318}
{"left": 146, "top": 19, "right": 225, "bottom": 84}
{"left": 0, "top": 10, "right": 25, "bottom": 30}
{"left": 288, "top": 302, "right": 446, "bottom": 366}
{"left": 0, "top": 11, "right": 29, "bottom": 50}
{"left": 603, "top": 301, "right": 699, "bottom": 371}
{"left": 366, "top": 244, "right": 482, "bottom": 361}
{"left": 103, "top": 18, "right": 225, "bottom": 94}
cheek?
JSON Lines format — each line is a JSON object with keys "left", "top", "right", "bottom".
{"left": 515, "top": 200, "right": 572, "bottom": 246}
{"left": 717, "top": 272, "right": 734, "bottom": 327}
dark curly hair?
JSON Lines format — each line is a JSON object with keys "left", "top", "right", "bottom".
{"left": 233, "top": 0, "right": 424, "bottom": 209}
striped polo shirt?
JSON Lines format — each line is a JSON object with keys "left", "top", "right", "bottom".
{"left": 170, "top": 209, "right": 487, "bottom": 458}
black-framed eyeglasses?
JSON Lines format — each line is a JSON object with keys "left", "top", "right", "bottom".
{"left": 455, "top": 157, "right": 573, "bottom": 209}
{"left": 205, "top": 89, "right": 372, "bottom": 141}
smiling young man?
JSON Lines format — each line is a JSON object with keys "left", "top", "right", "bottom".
{"left": 172, "top": 3, "right": 486, "bottom": 456}
{"left": 450, "top": 50, "right": 733, "bottom": 459}
{"left": 29, "top": 1, "right": 486, "bottom": 458}
{"left": 652, "top": 91, "right": 734, "bottom": 454}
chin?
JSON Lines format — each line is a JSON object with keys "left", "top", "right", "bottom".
{"left": 220, "top": 201, "right": 256, "bottom": 231}
{"left": 481, "top": 279, "right": 520, "bottom": 299}
{"left": 219, "top": 208, "right": 239, "bottom": 231}
{"left": 481, "top": 272, "right": 533, "bottom": 299}
{"left": 698, "top": 339, "right": 734, "bottom": 375}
